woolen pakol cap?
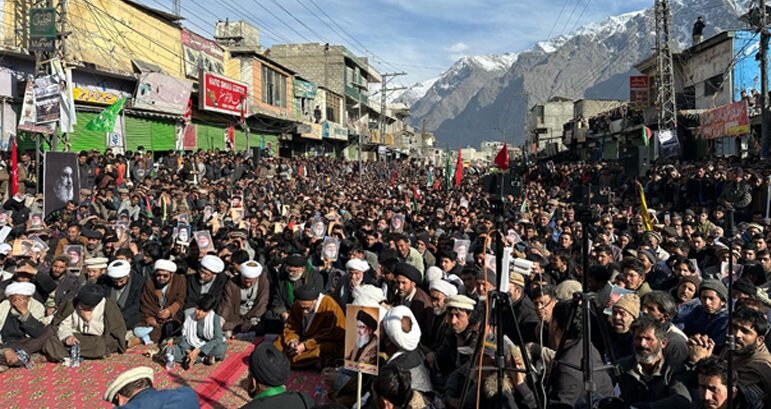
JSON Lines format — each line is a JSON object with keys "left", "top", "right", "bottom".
{"left": 103, "top": 366, "right": 154, "bottom": 402}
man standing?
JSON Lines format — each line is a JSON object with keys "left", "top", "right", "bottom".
{"left": 103, "top": 259, "right": 145, "bottom": 332}
{"left": 394, "top": 234, "right": 424, "bottom": 277}
{"left": 43, "top": 284, "right": 127, "bottom": 361}
{"left": 273, "top": 284, "right": 345, "bottom": 368}
{"left": 693, "top": 16, "right": 706, "bottom": 45}
{"left": 425, "top": 294, "right": 477, "bottom": 381}
{"left": 618, "top": 316, "right": 692, "bottom": 407}
{"left": 393, "top": 263, "right": 433, "bottom": 342}
{"left": 503, "top": 272, "right": 539, "bottom": 344}
{"left": 103, "top": 366, "right": 199, "bottom": 408}
{"left": 344, "top": 309, "right": 378, "bottom": 366}
{"left": 426, "top": 279, "right": 457, "bottom": 350}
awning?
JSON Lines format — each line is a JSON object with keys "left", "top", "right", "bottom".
{"left": 74, "top": 104, "right": 180, "bottom": 121}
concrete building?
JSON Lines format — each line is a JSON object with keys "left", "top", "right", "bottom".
{"left": 573, "top": 99, "right": 627, "bottom": 121}
{"left": 527, "top": 97, "right": 574, "bottom": 155}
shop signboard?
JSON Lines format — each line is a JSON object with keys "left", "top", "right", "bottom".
{"left": 181, "top": 29, "right": 225, "bottom": 79}
{"left": 29, "top": 8, "right": 56, "bottom": 52}
{"left": 134, "top": 72, "right": 193, "bottom": 115}
{"left": 199, "top": 71, "right": 248, "bottom": 116}
{"left": 699, "top": 101, "right": 749, "bottom": 140}
{"left": 629, "top": 75, "right": 650, "bottom": 108}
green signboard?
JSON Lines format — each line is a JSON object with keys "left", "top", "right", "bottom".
{"left": 294, "top": 78, "right": 317, "bottom": 99}
{"left": 29, "top": 8, "right": 56, "bottom": 52}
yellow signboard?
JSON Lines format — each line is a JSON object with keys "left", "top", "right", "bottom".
{"left": 72, "top": 87, "right": 120, "bottom": 105}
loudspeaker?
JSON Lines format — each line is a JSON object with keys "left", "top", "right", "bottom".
{"left": 483, "top": 174, "right": 522, "bottom": 197}
{"left": 621, "top": 145, "right": 650, "bottom": 178}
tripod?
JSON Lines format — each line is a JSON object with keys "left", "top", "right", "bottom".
{"left": 549, "top": 184, "right": 622, "bottom": 408}
{"left": 458, "top": 183, "right": 542, "bottom": 409}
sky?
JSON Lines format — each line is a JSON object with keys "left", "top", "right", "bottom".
{"left": 141, "top": 0, "right": 653, "bottom": 88}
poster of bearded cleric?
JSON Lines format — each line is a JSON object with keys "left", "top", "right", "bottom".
{"left": 44, "top": 152, "right": 80, "bottom": 217}
{"left": 344, "top": 305, "right": 380, "bottom": 375}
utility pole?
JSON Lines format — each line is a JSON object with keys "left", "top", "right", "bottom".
{"left": 173, "top": 0, "right": 182, "bottom": 16}
{"left": 654, "top": 0, "right": 677, "bottom": 158}
{"left": 378, "top": 72, "right": 406, "bottom": 156}
{"left": 760, "top": 0, "right": 769, "bottom": 159}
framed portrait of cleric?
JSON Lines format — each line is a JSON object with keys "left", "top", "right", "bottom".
{"left": 193, "top": 230, "right": 215, "bottom": 254}
{"left": 453, "top": 239, "right": 471, "bottom": 264}
{"left": 310, "top": 217, "right": 326, "bottom": 239}
{"left": 28, "top": 212, "right": 43, "bottom": 228}
{"left": 12, "top": 239, "right": 36, "bottom": 258}
{"left": 0, "top": 210, "right": 12, "bottom": 225}
{"left": 343, "top": 305, "right": 380, "bottom": 375}
{"left": 321, "top": 237, "right": 340, "bottom": 262}
{"left": 176, "top": 223, "right": 192, "bottom": 244}
{"left": 63, "top": 245, "right": 84, "bottom": 271}
{"left": 390, "top": 214, "right": 405, "bottom": 233}
{"left": 43, "top": 152, "right": 80, "bottom": 217}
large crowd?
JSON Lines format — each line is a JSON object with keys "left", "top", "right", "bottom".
{"left": 1, "top": 148, "right": 771, "bottom": 409}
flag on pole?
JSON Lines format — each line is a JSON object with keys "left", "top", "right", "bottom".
{"left": 10, "top": 136, "right": 18, "bottom": 196}
{"left": 86, "top": 98, "right": 126, "bottom": 132}
{"left": 494, "top": 143, "right": 509, "bottom": 170}
{"left": 636, "top": 181, "right": 653, "bottom": 231}
{"left": 454, "top": 148, "right": 463, "bottom": 188}
{"left": 445, "top": 148, "right": 452, "bottom": 189}
{"left": 426, "top": 168, "right": 434, "bottom": 188}
{"left": 642, "top": 126, "right": 653, "bottom": 146}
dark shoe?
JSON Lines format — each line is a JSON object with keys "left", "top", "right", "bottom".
{"left": 182, "top": 356, "right": 191, "bottom": 370}
{"left": 203, "top": 356, "right": 216, "bottom": 366}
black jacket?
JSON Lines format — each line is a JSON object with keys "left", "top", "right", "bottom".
{"left": 239, "top": 391, "right": 314, "bottom": 409}
{"left": 182, "top": 273, "right": 230, "bottom": 317}
{"left": 547, "top": 339, "right": 615, "bottom": 407}
{"left": 617, "top": 356, "right": 691, "bottom": 409}
{"left": 269, "top": 267, "right": 324, "bottom": 317}
{"left": 102, "top": 271, "right": 146, "bottom": 329}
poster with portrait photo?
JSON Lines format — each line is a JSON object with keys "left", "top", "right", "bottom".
{"left": 193, "top": 230, "right": 215, "bottom": 254}
{"left": 310, "top": 217, "right": 327, "bottom": 239}
{"left": 28, "top": 212, "right": 43, "bottom": 228}
{"left": 63, "top": 244, "right": 84, "bottom": 271}
{"left": 390, "top": 213, "right": 406, "bottom": 233}
{"left": 0, "top": 210, "right": 12, "bottom": 226}
{"left": 453, "top": 239, "right": 471, "bottom": 263}
{"left": 321, "top": 237, "right": 340, "bottom": 262}
{"left": 12, "top": 239, "right": 36, "bottom": 258}
{"left": 344, "top": 305, "right": 380, "bottom": 375}
{"left": 176, "top": 223, "right": 192, "bottom": 244}
{"left": 43, "top": 152, "right": 80, "bottom": 217}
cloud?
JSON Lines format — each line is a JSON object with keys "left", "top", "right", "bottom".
{"left": 445, "top": 42, "right": 470, "bottom": 53}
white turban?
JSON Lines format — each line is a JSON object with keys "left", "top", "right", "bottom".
{"left": 425, "top": 266, "right": 443, "bottom": 283}
{"left": 383, "top": 305, "right": 421, "bottom": 352}
{"left": 153, "top": 259, "right": 177, "bottom": 273}
{"left": 352, "top": 284, "right": 386, "bottom": 307}
{"left": 200, "top": 255, "right": 225, "bottom": 274}
{"left": 239, "top": 261, "right": 263, "bottom": 279}
{"left": 4, "top": 281, "right": 35, "bottom": 297}
{"left": 107, "top": 259, "right": 131, "bottom": 279}
{"left": 345, "top": 258, "right": 369, "bottom": 273}
{"left": 429, "top": 279, "right": 458, "bottom": 297}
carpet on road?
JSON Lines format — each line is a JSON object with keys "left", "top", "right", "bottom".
{"left": 0, "top": 336, "right": 323, "bottom": 409}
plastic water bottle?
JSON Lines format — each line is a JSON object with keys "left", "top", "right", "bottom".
{"left": 15, "top": 349, "right": 34, "bottom": 369}
{"left": 165, "top": 340, "right": 175, "bottom": 370}
{"left": 313, "top": 385, "right": 324, "bottom": 404}
{"left": 70, "top": 344, "right": 80, "bottom": 368}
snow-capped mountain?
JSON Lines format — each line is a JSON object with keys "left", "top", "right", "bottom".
{"left": 392, "top": 77, "right": 439, "bottom": 106}
{"left": 411, "top": 0, "right": 754, "bottom": 148}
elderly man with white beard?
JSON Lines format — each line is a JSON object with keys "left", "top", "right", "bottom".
{"left": 425, "top": 279, "right": 457, "bottom": 351}
{"left": 344, "top": 309, "right": 378, "bottom": 366}
{"left": 328, "top": 258, "right": 371, "bottom": 310}
{"left": 0, "top": 282, "right": 53, "bottom": 372}
{"left": 617, "top": 315, "right": 691, "bottom": 408}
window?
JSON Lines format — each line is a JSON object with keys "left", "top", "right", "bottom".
{"left": 704, "top": 75, "right": 723, "bottom": 97}
{"left": 262, "top": 65, "right": 287, "bottom": 108}
{"left": 326, "top": 94, "right": 342, "bottom": 123}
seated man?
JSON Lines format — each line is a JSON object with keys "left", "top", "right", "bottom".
{"left": 0, "top": 282, "right": 53, "bottom": 372}
{"left": 273, "top": 284, "right": 345, "bottom": 368}
{"left": 221, "top": 261, "right": 269, "bottom": 337}
{"left": 135, "top": 260, "right": 186, "bottom": 344}
{"left": 243, "top": 343, "right": 314, "bottom": 409}
{"left": 43, "top": 284, "right": 127, "bottom": 362}
{"left": 678, "top": 279, "right": 729, "bottom": 346}
{"left": 103, "top": 366, "right": 199, "bottom": 408}
{"left": 171, "top": 294, "right": 227, "bottom": 368}
{"left": 103, "top": 259, "right": 146, "bottom": 332}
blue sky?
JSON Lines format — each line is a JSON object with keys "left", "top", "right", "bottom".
{"left": 143, "top": 0, "right": 652, "bottom": 86}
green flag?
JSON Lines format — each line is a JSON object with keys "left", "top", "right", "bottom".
{"left": 86, "top": 98, "right": 126, "bottom": 132}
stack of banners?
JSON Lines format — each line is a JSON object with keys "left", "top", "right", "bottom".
{"left": 18, "top": 81, "right": 55, "bottom": 135}
{"left": 50, "top": 58, "right": 76, "bottom": 133}
{"left": 33, "top": 75, "right": 60, "bottom": 124}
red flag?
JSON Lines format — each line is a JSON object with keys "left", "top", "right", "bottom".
{"left": 390, "top": 169, "right": 398, "bottom": 187}
{"left": 432, "top": 178, "right": 440, "bottom": 190}
{"left": 494, "top": 143, "right": 509, "bottom": 170}
{"left": 10, "top": 136, "right": 17, "bottom": 196}
{"left": 412, "top": 185, "right": 421, "bottom": 200}
{"left": 454, "top": 148, "right": 463, "bottom": 188}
